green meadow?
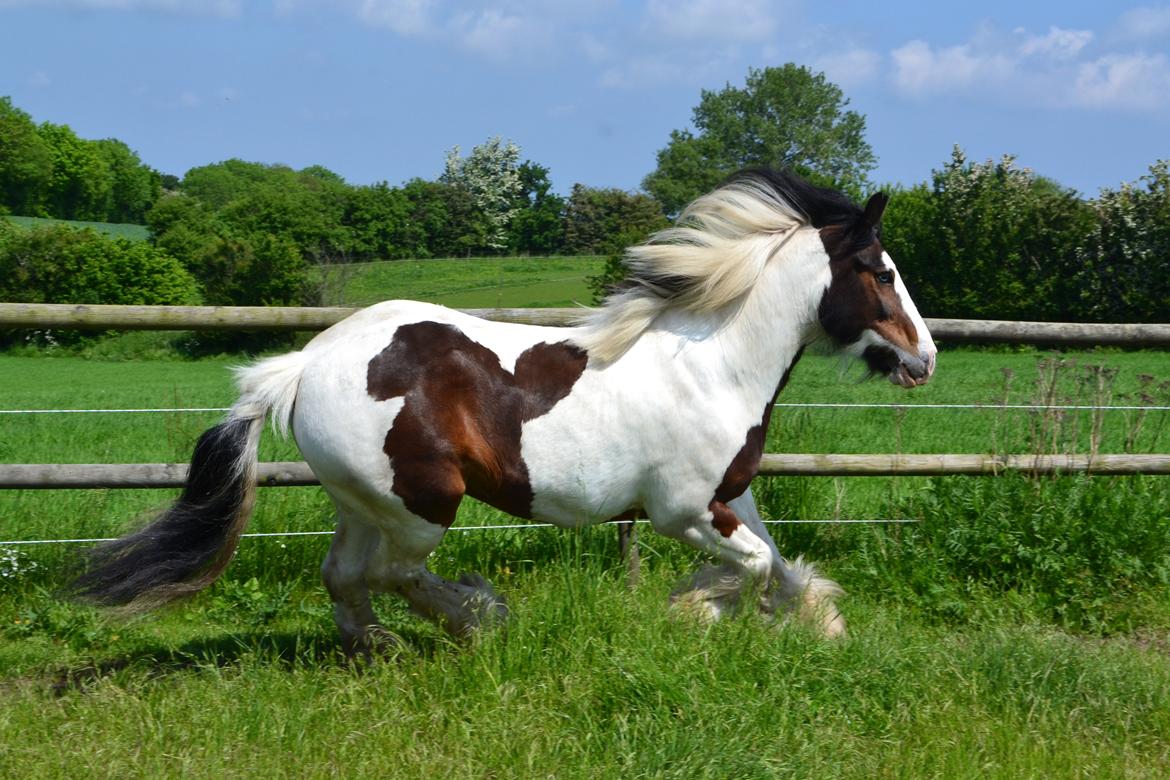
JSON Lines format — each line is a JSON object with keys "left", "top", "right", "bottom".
{"left": 317, "top": 256, "right": 607, "bottom": 309}
{"left": 2, "top": 345, "right": 1169, "bottom": 778}
{"left": 2, "top": 215, "right": 150, "bottom": 242}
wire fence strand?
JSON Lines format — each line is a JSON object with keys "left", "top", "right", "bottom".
{"left": 4, "top": 403, "right": 1169, "bottom": 415}
{"left": 0, "top": 518, "right": 919, "bottom": 547}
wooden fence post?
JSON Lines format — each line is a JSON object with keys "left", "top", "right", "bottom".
{"left": 617, "top": 521, "right": 640, "bottom": 588}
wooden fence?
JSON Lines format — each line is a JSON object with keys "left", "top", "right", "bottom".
{"left": 2, "top": 455, "right": 1170, "bottom": 490}
{"left": 5, "top": 302, "right": 1170, "bottom": 346}
{"left": 2, "top": 302, "right": 1169, "bottom": 490}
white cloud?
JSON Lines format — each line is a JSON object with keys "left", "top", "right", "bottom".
{"left": 347, "top": 2, "right": 563, "bottom": 61}
{"left": 1113, "top": 5, "right": 1170, "bottom": 42}
{"left": 599, "top": 55, "right": 682, "bottom": 89}
{"left": 1018, "top": 26, "right": 1093, "bottom": 60}
{"left": 354, "top": 0, "right": 435, "bottom": 36}
{"left": 644, "top": 0, "right": 777, "bottom": 43}
{"left": 0, "top": 0, "right": 240, "bottom": 15}
{"left": 890, "top": 19, "right": 1170, "bottom": 114}
{"left": 579, "top": 32, "right": 610, "bottom": 64}
{"left": 891, "top": 39, "right": 1015, "bottom": 95}
{"left": 1073, "top": 52, "right": 1170, "bottom": 111}
{"left": 177, "top": 90, "right": 200, "bottom": 108}
{"left": 451, "top": 8, "right": 550, "bottom": 61}
{"left": 812, "top": 48, "right": 882, "bottom": 89}
{"left": 28, "top": 71, "right": 52, "bottom": 88}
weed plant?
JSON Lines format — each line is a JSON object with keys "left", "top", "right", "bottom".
{"left": 757, "top": 356, "right": 1170, "bottom": 632}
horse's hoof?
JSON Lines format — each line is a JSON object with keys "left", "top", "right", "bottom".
{"left": 668, "top": 590, "right": 723, "bottom": 624}
{"left": 341, "top": 625, "right": 404, "bottom": 661}
{"left": 458, "top": 571, "right": 489, "bottom": 588}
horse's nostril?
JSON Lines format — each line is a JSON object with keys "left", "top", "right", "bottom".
{"left": 906, "top": 358, "right": 928, "bottom": 379}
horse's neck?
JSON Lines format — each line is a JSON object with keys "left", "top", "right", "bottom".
{"left": 655, "top": 231, "right": 829, "bottom": 411}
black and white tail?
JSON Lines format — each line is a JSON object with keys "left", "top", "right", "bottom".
{"left": 72, "top": 351, "right": 309, "bottom": 611}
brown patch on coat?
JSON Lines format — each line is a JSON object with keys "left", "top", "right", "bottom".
{"left": 816, "top": 224, "right": 919, "bottom": 364}
{"left": 709, "top": 500, "right": 741, "bottom": 538}
{"left": 710, "top": 349, "right": 805, "bottom": 537}
{"left": 367, "top": 321, "right": 588, "bottom": 526}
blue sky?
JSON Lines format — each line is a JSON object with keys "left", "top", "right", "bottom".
{"left": 2, "top": 1, "right": 1168, "bottom": 198}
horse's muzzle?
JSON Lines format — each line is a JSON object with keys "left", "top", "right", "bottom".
{"left": 863, "top": 344, "right": 936, "bottom": 388}
{"left": 890, "top": 349, "right": 936, "bottom": 388}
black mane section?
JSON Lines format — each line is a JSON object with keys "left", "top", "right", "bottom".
{"left": 729, "top": 168, "right": 863, "bottom": 229}
{"left": 603, "top": 168, "right": 866, "bottom": 303}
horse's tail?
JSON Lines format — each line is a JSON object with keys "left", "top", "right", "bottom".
{"left": 72, "top": 351, "right": 310, "bottom": 611}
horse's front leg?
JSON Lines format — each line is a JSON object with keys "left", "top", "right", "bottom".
{"left": 726, "top": 488, "right": 846, "bottom": 637}
{"left": 656, "top": 499, "right": 777, "bottom": 622}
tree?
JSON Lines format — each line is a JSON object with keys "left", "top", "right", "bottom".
{"left": 401, "top": 178, "right": 492, "bottom": 257}
{"left": 340, "top": 182, "right": 416, "bottom": 260}
{"left": 643, "top": 65, "right": 876, "bottom": 215}
{"left": 440, "top": 136, "right": 522, "bottom": 252}
{"left": 562, "top": 185, "right": 667, "bottom": 256}
{"left": 508, "top": 161, "right": 566, "bottom": 254}
{"left": 220, "top": 185, "right": 348, "bottom": 264}
{"left": 0, "top": 223, "right": 199, "bottom": 345}
{"left": 37, "top": 122, "right": 112, "bottom": 221}
{"left": 0, "top": 97, "right": 52, "bottom": 215}
{"left": 146, "top": 193, "right": 220, "bottom": 265}
{"left": 1079, "top": 160, "right": 1170, "bottom": 322}
{"left": 94, "top": 139, "right": 161, "bottom": 223}
{"left": 882, "top": 147, "right": 1094, "bottom": 321}
{"left": 180, "top": 159, "right": 299, "bottom": 209}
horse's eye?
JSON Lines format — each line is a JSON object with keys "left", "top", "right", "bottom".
{"left": 875, "top": 270, "right": 894, "bottom": 285}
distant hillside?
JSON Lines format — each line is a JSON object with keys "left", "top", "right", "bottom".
{"left": 3, "top": 215, "right": 149, "bottom": 242}
{"left": 319, "top": 256, "right": 607, "bottom": 308}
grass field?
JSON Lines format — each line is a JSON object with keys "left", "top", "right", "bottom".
{"left": 317, "top": 256, "right": 607, "bottom": 308}
{"left": 2, "top": 346, "right": 1169, "bottom": 777}
{"left": 2, "top": 215, "right": 150, "bottom": 242}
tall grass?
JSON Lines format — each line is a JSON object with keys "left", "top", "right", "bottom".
{"left": 2, "top": 566, "right": 1168, "bottom": 778}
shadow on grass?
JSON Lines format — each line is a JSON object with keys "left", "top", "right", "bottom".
{"left": 39, "top": 623, "right": 458, "bottom": 696}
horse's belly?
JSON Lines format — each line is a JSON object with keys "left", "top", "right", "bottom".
{"left": 520, "top": 368, "right": 755, "bottom": 527}
{"left": 520, "top": 396, "right": 662, "bottom": 527}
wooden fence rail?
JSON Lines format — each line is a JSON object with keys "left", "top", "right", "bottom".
{"left": 3, "top": 302, "right": 1169, "bottom": 492}
{"left": 5, "top": 302, "right": 1170, "bottom": 346}
{"left": 4, "top": 454, "right": 1170, "bottom": 490}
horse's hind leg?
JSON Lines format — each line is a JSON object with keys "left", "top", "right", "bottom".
{"left": 359, "top": 494, "right": 508, "bottom": 638}
{"left": 321, "top": 511, "right": 391, "bottom": 656}
{"left": 378, "top": 561, "right": 509, "bottom": 638}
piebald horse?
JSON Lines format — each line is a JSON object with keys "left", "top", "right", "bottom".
{"left": 74, "top": 169, "right": 936, "bottom": 653}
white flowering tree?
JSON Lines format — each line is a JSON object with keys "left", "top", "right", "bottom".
{"left": 1081, "top": 160, "right": 1170, "bottom": 321}
{"left": 440, "top": 136, "right": 522, "bottom": 252}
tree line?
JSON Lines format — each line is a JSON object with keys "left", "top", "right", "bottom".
{"left": 2, "top": 63, "right": 1169, "bottom": 334}
{"left": 0, "top": 97, "right": 161, "bottom": 223}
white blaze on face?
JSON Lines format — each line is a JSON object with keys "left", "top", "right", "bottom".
{"left": 886, "top": 252, "right": 936, "bottom": 380}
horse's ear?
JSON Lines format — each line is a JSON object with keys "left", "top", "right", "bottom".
{"left": 861, "top": 192, "right": 889, "bottom": 229}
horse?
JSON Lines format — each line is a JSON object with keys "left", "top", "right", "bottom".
{"left": 72, "top": 169, "right": 936, "bottom": 653}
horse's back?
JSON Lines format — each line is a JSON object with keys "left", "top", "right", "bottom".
{"left": 291, "top": 300, "right": 605, "bottom": 526}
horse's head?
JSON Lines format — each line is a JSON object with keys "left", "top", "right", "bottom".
{"left": 816, "top": 193, "right": 936, "bottom": 388}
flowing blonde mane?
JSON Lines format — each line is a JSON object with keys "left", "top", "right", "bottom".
{"left": 574, "top": 171, "right": 853, "bottom": 363}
